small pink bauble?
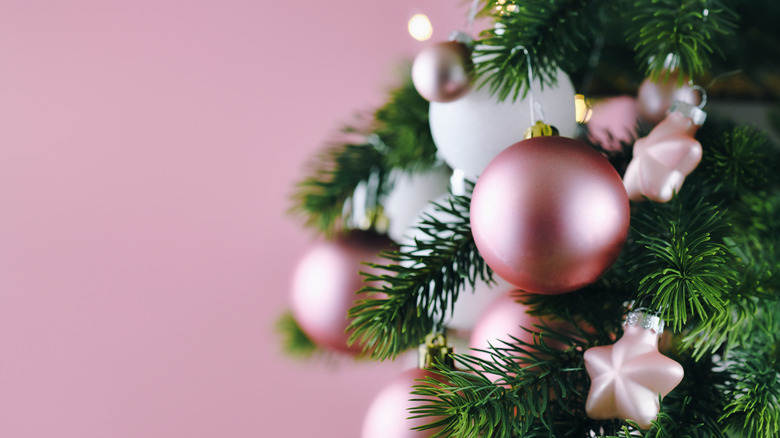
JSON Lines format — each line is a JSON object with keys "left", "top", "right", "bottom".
{"left": 470, "top": 136, "right": 630, "bottom": 294}
{"left": 586, "top": 95, "right": 639, "bottom": 152}
{"left": 469, "top": 291, "right": 571, "bottom": 361}
{"left": 412, "top": 41, "right": 473, "bottom": 103}
{"left": 290, "top": 231, "right": 391, "bottom": 354}
{"left": 361, "top": 368, "right": 443, "bottom": 438}
{"left": 637, "top": 73, "right": 700, "bottom": 125}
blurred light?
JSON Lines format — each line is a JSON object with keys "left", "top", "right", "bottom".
{"left": 408, "top": 14, "right": 433, "bottom": 41}
{"left": 575, "top": 94, "right": 592, "bottom": 123}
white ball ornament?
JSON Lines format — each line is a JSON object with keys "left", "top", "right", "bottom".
{"left": 429, "top": 68, "right": 577, "bottom": 179}
{"left": 383, "top": 166, "right": 451, "bottom": 243}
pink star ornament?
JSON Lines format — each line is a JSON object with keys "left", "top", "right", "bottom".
{"left": 583, "top": 310, "right": 684, "bottom": 429}
{"left": 623, "top": 101, "right": 707, "bottom": 203}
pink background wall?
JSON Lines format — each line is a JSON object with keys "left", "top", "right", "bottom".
{"left": 0, "top": 1, "right": 466, "bottom": 437}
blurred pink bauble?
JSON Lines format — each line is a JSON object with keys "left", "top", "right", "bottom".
{"left": 586, "top": 95, "right": 638, "bottom": 152}
{"left": 470, "top": 136, "right": 630, "bottom": 294}
{"left": 469, "top": 292, "right": 546, "bottom": 358}
{"left": 637, "top": 73, "right": 700, "bottom": 125}
{"left": 446, "top": 276, "right": 512, "bottom": 332}
{"left": 361, "top": 368, "right": 443, "bottom": 438}
{"left": 291, "top": 231, "right": 392, "bottom": 354}
{"left": 412, "top": 41, "right": 473, "bottom": 103}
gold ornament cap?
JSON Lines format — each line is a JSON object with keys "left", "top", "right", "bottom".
{"left": 524, "top": 121, "right": 560, "bottom": 139}
{"left": 418, "top": 333, "right": 455, "bottom": 369}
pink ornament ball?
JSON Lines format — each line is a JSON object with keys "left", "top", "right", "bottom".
{"left": 470, "top": 136, "right": 630, "bottom": 294}
{"left": 290, "top": 231, "right": 391, "bottom": 354}
{"left": 586, "top": 95, "right": 639, "bottom": 152}
{"left": 469, "top": 291, "right": 571, "bottom": 362}
{"left": 637, "top": 73, "right": 700, "bottom": 125}
{"left": 361, "top": 368, "right": 443, "bottom": 438}
{"left": 412, "top": 41, "right": 473, "bottom": 103}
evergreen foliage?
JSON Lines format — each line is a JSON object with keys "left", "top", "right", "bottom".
{"left": 290, "top": 80, "right": 437, "bottom": 235}
{"left": 627, "top": 0, "right": 737, "bottom": 80}
{"left": 347, "top": 194, "right": 493, "bottom": 360}
{"left": 286, "top": 0, "right": 780, "bottom": 435}
{"left": 275, "top": 312, "right": 319, "bottom": 359}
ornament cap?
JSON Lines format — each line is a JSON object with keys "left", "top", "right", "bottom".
{"left": 624, "top": 308, "right": 665, "bottom": 334}
{"left": 418, "top": 333, "right": 455, "bottom": 369}
{"left": 669, "top": 100, "right": 707, "bottom": 126}
{"left": 523, "top": 121, "right": 560, "bottom": 139}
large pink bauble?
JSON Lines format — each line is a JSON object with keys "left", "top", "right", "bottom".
{"left": 470, "top": 136, "right": 630, "bottom": 294}
{"left": 361, "top": 368, "right": 443, "bottom": 438}
{"left": 290, "top": 231, "right": 391, "bottom": 354}
{"left": 637, "top": 73, "right": 700, "bottom": 125}
{"left": 412, "top": 41, "right": 473, "bottom": 103}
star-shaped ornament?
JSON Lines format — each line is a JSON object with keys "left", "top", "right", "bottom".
{"left": 622, "top": 101, "right": 706, "bottom": 203}
{"left": 583, "top": 310, "right": 684, "bottom": 429}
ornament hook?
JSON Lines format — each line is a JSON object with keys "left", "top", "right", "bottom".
{"left": 691, "top": 84, "right": 708, "bottom": 109}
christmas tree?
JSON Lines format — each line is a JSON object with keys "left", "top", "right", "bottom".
{"left": 281, "top": 1, "right": 780, "bottom": 436}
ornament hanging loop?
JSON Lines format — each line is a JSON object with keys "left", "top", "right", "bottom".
{"left": 691, "top": 84, "right": 708, "bottom": 109}
{"left": 510, "top": 45, "right": 539, "bottom": 124}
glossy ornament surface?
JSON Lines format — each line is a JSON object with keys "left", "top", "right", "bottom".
{"left": 623, "top": 102, "right": 705, "bottom": 202}
{"left": 290, "top": 232, "right": 392, "bottom": 354}
{"left": 637, "top": 73, "right": 700, "bottom": 125}
{"left": 583, "top": 311, "right": 684, "bottom": 429}
{"left": 470, "top": 136, "right": 630, "bottom": 294}
{"left": 429, "top": 68, "right": 576, "bottom": 179}
{"left": 361, "top": 368, "right": 442, "bottom": 438}
{"left": 412, "top": 40, "right": 473, "bottom": 103}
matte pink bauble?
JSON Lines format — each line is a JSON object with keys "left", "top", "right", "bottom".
{"left": 468, "top": 291, "right": 580, "bottom": 383}
{"left": 361, "top": 368, "right": 443, "bottom": 438}
{"left": 637, "top": 73, "right": 700, "bottom": 125}
{"left": 586, "top": 96, "right": 639, "bottom": 152}
{"left": 469, "top": 292, "right": 546, "bottom": 356}
{"left": 412, "top": 41, "right": 473, "bottom": 103}
{"left": 290, "top": 232, "right": 391, "bottom": 354}
{"left": 470, "top": 136, "right": 630, "bottom": 294}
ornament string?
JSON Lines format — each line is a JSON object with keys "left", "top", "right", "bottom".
{"left": 510, "top": 45, "right": 540, "bottom": 124}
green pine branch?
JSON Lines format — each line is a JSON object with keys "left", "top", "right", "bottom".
{"left": 410, "top": 321, "right": 600, "bottom": 438}
{"left": 630, "top": 193, "right": 738, "bottom": 332}
{"left": 291, "top": 142, "right": 387, "bottom": 235}
{"left": 275, "top": 311, "right": 320, "bottom": 359}
{"left": 474, "top": 0, "right": 601, "bottom": 101}
{"left": 626, "top": 0, "right": 737, "bottom": 80}
{"left": 694, "top": 125, "right": 779, "bottom": 198}
{"left": 720, "top": 315, "right": 780, "bottom": 438}
{"left": 347, "top": 193, "right": 493, "bottom": 360}
{"left": 411, "top": 320, "right": 733, "bottom": 438}
{"left": 289, "top": 79, "right": 437, "bottom": 235}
